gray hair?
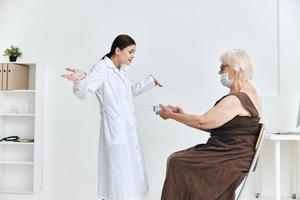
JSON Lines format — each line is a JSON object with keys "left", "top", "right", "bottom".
{"left": 220, "top": 49, "right": 253, "bottom": 80}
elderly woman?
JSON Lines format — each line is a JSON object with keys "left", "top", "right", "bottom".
{"left": 157, "top": 49, "right": 261, "bottom": 200}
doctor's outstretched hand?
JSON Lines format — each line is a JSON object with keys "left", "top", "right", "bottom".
{"left": 150, "top": 75, "right": 163, "bottom": 87}
{"left": 61, "top": 68, "right": 86, "bottom": 83}
{"left": 157, "top": 104, "right": 184, "bottom": 120}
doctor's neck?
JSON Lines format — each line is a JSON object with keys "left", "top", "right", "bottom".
{"left": 110, "top": 55, "right": 121, "bottom": 70}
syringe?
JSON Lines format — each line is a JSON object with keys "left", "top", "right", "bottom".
{"left": 137, "top": 104, "right": 161, "bottom": 112}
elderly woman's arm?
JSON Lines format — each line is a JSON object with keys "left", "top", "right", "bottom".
{"left": 158, "top": 95, "right": 245, "bottom": 131}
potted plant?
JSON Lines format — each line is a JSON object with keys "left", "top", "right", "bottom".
{"left": 3, "top": 45, "right": 22, "bottom": 62}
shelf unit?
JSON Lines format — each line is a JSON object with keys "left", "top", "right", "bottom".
{"left": 0, "top": 63, "right": 44, "bottom": 194}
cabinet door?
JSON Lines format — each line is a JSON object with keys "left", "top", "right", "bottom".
{"left": 0, "top": 64, "right": 2, "bottom": 90}
{"left": 7, "top": 64, "right": 29, "bottom": 90}
{"left": 2, "top": 64, "right": 8, "bottom": 90}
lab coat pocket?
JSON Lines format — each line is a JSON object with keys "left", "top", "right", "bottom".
{"left": 106, "top": 144, "right": 130, "bottom": 196}
{"left": 106, "top": 119, "right": 127, "bottom": 145}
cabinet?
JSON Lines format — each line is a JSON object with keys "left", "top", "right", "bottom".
{"left": 0, "top": 63, "right": 44, "bottom": 193}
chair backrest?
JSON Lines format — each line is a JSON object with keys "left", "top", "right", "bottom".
{"left": 236, "top": 123, "right": 266, "bottom": 200}
{"left": 255, "top": 123, "right": 265, "bottom": 150}
{"left": 252, "top": 123, "right": 266, "bottom": 172}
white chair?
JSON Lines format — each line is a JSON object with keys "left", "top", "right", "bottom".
{"left": 236, "top": 123, "right": 266, "bottom": 200}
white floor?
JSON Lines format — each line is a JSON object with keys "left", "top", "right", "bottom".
{"left": 0, "top": 191, "right": 297, "bottom": 200}
{"left": 0, "top": 190, "right": 98, "bottom": 200}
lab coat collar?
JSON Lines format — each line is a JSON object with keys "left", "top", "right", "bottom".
{"left": 104, "top": 56, "right": 127, "bottom": 83}
{"left": 103, "top": 56, "right": 126, "bottom": 71}
{"left": 104, "top": 56, "right": 116, "bottom": 69}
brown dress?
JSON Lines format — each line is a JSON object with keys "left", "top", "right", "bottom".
{"left": 161, "top": 92, "right": 260, "bottom": 200}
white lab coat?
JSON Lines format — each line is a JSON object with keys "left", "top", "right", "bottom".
{"left": 73, "top": 57, "right": 155, "bottom": 200}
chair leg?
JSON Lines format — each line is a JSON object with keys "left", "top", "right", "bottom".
{"left": 236, "top": 176, "right": 248, "bottom": 200}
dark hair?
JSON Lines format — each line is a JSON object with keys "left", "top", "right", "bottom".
{"left": 102, "top": 34, "right": 136, "bottom": 59}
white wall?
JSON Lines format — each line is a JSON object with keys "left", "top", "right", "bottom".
{"left": 0, "top": 0, "right": 295, "bottom": 199}
{"left": 279, "top": 0, "right": 300, "bottom": 97}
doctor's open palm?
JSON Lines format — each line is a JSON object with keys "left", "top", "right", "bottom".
{"left": 61, "top": 68, "right": 86, "bottom": 82}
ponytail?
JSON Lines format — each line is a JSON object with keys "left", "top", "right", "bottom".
{"left": 102, "top": 52, "right": 113, "bottom": 59}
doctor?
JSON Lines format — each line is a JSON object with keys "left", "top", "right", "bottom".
{"left": 62, "top": 34, "right": 162, "bottom": 200}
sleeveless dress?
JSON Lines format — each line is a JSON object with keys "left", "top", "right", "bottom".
{"left": 161, "top": 92, "right": 261, "bottom": 200}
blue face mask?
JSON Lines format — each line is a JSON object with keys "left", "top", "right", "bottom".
{"left": 220, "top": 73, "right": 233, "bottom": 88}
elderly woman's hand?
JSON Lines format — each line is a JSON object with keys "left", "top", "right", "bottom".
{"left": 157, "top": 104, "right": 175, "bottom": 120}
{"left": 167, "top": 105, "right": 184, "bottom": 114}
